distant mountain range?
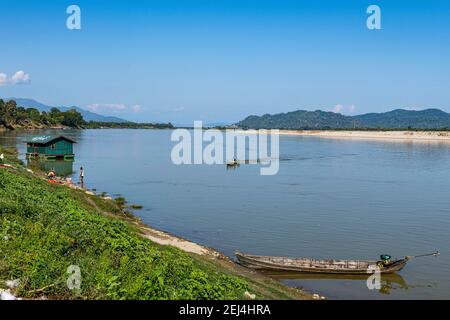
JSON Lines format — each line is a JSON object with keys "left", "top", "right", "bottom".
{"left": 5, "top": 98, "right": 129, "bottom": 123}
{"left": 237, "top": 109, "right": 450, "bottom": 130}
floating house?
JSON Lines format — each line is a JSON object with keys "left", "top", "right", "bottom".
{"left": 26, "top": 135, "right": 76, "bottom": 160}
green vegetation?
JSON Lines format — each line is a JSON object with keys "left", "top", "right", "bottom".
{"left": 113, "top": 196, "right": 128, "bottom": 210}
{"left": 0, "top": 99, "right": 173, "bottom": 130}
{"left": 238, "top": 110, "right": 358, "bottom": 130}
{"left": 237, "top": 109, "right": 450, "bottom": 130}
{"left": 0, "top": 99, "right": 84, "bottom": 129}
{"left": 84, "top": 121, "right": 173, "bottom": 129}
{"left": 353, "top": 109, "right": 450, "bottom": 130}
{"left": 0, "top": 146, "right": 308, "bottom": 300}
{"left": 0, "top": 167, "right": 248, "bottom": 299}
{"left": 0, "top": 146, "right": 22, "bottom": 166}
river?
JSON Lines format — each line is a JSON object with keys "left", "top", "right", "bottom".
{"left": 1, "top": 128, "right": 449, "bottom": 299}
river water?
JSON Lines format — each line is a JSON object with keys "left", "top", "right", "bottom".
{"left": 1, "top": 129, "right": 449, "bottom": 299}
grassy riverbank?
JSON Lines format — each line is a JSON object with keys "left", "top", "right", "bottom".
{"left": 0, "top": 147, "right": 310, "bottom": 300}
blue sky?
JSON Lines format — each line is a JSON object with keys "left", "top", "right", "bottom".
{"left": 1, "top": 0, "right": 450, "bottom": 123}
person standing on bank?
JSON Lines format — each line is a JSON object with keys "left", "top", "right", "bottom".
{"left": 80, "top": 166, "right": 84, "bottom": 188}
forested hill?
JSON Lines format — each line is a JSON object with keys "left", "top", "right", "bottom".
{"left": 353, "top": 109, "right": 450, "bottom": 129}
{"left": 237, "top": 108, "right": 450, "bottom": 130}
{"left": 0, "top": 99, "right": 84, "bottom": 129}
{"left": 0, "top": 99, "right": 173, "bottom": 130}
{"left": 9, "top": 98, "right": 128, "bottom": 123}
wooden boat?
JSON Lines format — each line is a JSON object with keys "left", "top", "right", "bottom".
{"left": 235, "top": 251, "right": 409, "bottom": 274}
{"left": 226, "top": 161, "right": 240, "bottom": 168}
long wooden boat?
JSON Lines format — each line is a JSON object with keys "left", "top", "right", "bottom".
{"left": 235, "top": 251, "right": 409, "bottom": 274}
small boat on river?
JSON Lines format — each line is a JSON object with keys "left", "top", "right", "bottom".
{"left": 235, "top": 251, "right": 439, "bottom": 275}
{"left": 226, "top": 159, "right": 240, "bottom": 168}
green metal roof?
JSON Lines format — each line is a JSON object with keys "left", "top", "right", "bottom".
{"left": 25, "top": 135, "right": 77, "bottom": 144}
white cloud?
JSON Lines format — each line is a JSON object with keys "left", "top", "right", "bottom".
{"left": 11, "top": 70, "right": 30, "bottom": 84}
{"left": 0, "top": 70, "right": 31, "bottom": 85}
{"left": 403, "top": 107, "right": 423, "bottom": 111}
{"left": 173, "top": 106, "right": 185, "bottom": 112}
{"left": 332, "top": 104, "right": 356, "bottom": 115}
{"left": 0, "top": 73, "right": 8, "bottom": 86}
{"left": 131, "top": 104, "right": 142, "bottom": 112}
{"left": 333, "top": 104, "right": 343, "bottom": 113}
{"left": 86, "top": 103, "right": 126, "bottom": 112}
{"left": 86, "top": 103, "right": 143, "bottom": 113}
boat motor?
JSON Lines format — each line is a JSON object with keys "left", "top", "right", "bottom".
{"left": 379, "top": 254, "right": 392, "bottom": 266}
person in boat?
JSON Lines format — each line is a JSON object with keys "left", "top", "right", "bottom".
{"left": 227, "top": 158, "right": 239, "bottom": 167}
{"left": 378, "top": 254, "right": 392, "bottom": 268}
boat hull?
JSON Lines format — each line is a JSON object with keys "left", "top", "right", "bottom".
{"left": 235, "top": 251, "right": 408, "bottom": 275}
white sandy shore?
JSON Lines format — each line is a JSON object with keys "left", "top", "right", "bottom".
{"left": 237, "top": 130, "right": 450, "bottom": 142}
{"left": 139, "top": 225, "right": 214, "bottom": 256}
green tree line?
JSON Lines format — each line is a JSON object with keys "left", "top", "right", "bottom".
{"left": 1, "top": 99, "right": 174, "bottom": 130}
{"left": 84, "top": 121, "right": 173, "bottom": 129}
{"left": 0, "top": 99, "right": 84, "bottom": 129}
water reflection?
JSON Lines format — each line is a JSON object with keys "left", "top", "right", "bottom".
{"left": 27, "top": 159, "right": 74, "bottom": 177}
{"left": 263, "top": 271, "right": 409, "bottom": 295}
